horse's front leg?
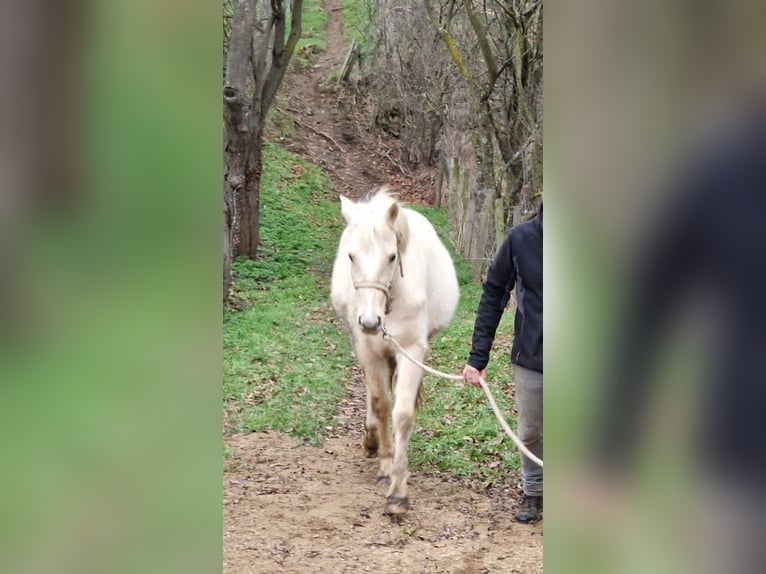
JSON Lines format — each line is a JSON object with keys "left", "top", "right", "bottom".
{"left": 385, "top": 343, "right": 426, "bottom": 516}
{"left": 363, "top": 380, "right": 380, "bottom": 458}
{"left": 358, "top": 351, "right": 395, "bottom": 483}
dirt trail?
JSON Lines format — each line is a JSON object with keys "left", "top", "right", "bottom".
{"left": 224, "top": 2, "right": 543, "bottom": 572}
{"left": 224, "top": 432, "right": 542, "bottom": 574}
{"left": 277, "top": 0, "right": 432, "bottom": 202}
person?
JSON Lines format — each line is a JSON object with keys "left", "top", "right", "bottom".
{"left": 463, "top": 203, "right": 543, "bottom": 523}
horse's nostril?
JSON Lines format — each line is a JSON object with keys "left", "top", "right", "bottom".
{"left": 359, "top": 315, "right": 382, "bottom": 332}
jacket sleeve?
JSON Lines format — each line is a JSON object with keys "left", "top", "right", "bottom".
{"left": 467, "top": 232, "right": 516, "bottom": 370}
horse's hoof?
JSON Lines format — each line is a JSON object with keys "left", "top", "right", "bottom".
{"left": 384, "top": 496, "right": 410, "bottom": 516}
{"left": 376, "top": 475, "right": 390, "bottom": 486}
{"left": 363, "top": 435, "right": 378, "bottom": 458}
{"left": 364, "top": 445, "right": 378, "bottom": 458}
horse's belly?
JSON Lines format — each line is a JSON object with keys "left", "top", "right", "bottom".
{"left": 427, "top": 267, "right": 459, "bottom": 331}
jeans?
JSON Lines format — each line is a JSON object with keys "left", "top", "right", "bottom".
{"left": 513, "top": 363, "right": 543, "bottom": 496}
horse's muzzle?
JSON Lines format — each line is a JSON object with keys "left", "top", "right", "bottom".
{"left": 358, "top": 315, "right": 382, "bottom": 334}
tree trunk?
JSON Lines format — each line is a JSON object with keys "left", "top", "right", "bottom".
{"left": 238, "top": 127, "right": 264, "bottom": 258}
{"left": 423, "top": 0, "right": 541, "bottom": 276}
{"left": 465, "top": 103, "right": 498, "bottom": 272}
{"left": 222, "top": 0, "right": 303, "bottom": 303}
{"left": 223, "top": 195, "right": 233, "bottom": 303}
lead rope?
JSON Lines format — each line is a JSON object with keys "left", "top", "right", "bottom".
{"left": 381, "top": 327, "right": 543, "bottom": 468}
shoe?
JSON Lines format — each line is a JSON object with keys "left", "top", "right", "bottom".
{"left": 515, "top": 494, "right": 542, "bottom": 523}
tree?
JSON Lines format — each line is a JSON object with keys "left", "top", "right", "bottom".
{"left": 223, "top": 0, "right": 303, "bottom": 302}
{"left": 424, "top": 0, "right": 542, "bottom": 275}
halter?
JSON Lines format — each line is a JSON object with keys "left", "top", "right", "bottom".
{"left": 352, "top": 246, "right": 404, "bottom": 315}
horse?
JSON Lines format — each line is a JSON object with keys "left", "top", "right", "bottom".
{"left": 330, "top": 188, "right": 460, "bottom": 515}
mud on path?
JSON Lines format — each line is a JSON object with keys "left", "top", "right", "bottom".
{"left": 224, "top": 1, "right": 543, "bottom": 572}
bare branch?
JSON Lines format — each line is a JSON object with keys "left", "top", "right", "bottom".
{"left": 293, "top": 118, "right": 346, "bottom": 153}
{"left": 463, "top": 0, "right": 497, "bottom": 88}
{"left": 262, "top": 0, "right": 303, "bottom": 114}
{"left": 424, "top": 0, "right": 475, "bottom": 91}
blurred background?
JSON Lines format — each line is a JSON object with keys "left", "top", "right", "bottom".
{"left": 0, "top": 1, "right": 222, "bottom": 573}
{"left": 547, "top": 0, "right": 766, "bottom": 573}
{"left": 3, "top": 0, "right": 766, "bottom": 572}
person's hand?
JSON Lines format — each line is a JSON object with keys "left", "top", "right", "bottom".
{"left": 462, "top": 364, "right": 487, "bottom": 388}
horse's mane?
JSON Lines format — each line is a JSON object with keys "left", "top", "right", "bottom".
{"left": 360, "top": 186, "right": 398, "bottom": 209}
{"left": 362, "top": 187, "right": 409, "bottom": 255}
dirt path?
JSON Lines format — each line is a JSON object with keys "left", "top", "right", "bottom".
{"left": 224, "top": 432, "right": 542, "bottom": 574}
{"left": 224, "top": 2, "right": 543, "bottom": 572}
{"left": 278, "top": 0, "right": 432, "bottom": 202}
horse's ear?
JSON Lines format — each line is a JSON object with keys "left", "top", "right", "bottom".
{"left": 386, "top": 201, "right": 399, "bottom": 226}
{"left": 340, "top": 195, "right": 356, "bottom": 224}
{"left": 387, "top": 201, "right": 409, "bottom": 253}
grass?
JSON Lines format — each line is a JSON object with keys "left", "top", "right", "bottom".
{"left": 223, "top": 444, "right": 241, "bottom": 472}
{"left": 340, "top": 0, "right": 370, "bottom": 45}
{"left": 265, "top": 104, "right": 297, "bottom": 144}
{"left": 407, "top": 205, "right": 520, "bottom": 485}
{"left": 293, "top": 0, "right": 328, "bottom": 67}
{"left": 223, "top": 143, "right": 354, "bottom": 445}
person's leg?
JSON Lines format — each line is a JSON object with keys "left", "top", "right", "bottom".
{"left": 512, "top": 363, "right": 543, "bottom": 522}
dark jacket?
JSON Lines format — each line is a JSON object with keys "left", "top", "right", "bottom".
{"left": 468, "top": 208, "right": 543, "bottom": 373}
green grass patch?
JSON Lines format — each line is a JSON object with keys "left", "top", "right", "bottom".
{"left": 264, "top": 104, "right": 297, "bottom": 143}
{"left": 223, "top": 444, "right": 241, "bottom": 472}
{"left": 293, "top": 0, "right": 328, "bottom": 67}
{"left": 340, "top": 0, "right": 370, "bottom": 45}
{"left": 223, "top": 143, "right": 353, "bottom": 445}
{"left": 407, "top": 205, "right": 519, "bottom": 485}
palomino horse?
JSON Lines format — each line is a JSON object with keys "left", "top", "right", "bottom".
{"left": 330, "top": 188, "right": 459, "bottom": 515}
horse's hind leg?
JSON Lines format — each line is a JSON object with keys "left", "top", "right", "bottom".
{"left": 385, "top": 344, "right": 426, "bottom": 516}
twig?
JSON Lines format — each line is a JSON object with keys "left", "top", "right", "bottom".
{"left": 382, "top": 149, "right": 407, "bottom": 176}
{"left": 292, "top": 117, "right": 346, "bottom": 153}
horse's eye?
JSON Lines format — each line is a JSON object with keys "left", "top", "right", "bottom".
{"left": 389, "top": 253, "right": 396, "bottom": 263}
{"left": 348, "top": 253, "right": 355, "bottom": 262}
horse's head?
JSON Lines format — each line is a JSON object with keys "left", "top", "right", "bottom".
{"left": 339, "top": 190, "right": 408, "bottom": 334}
